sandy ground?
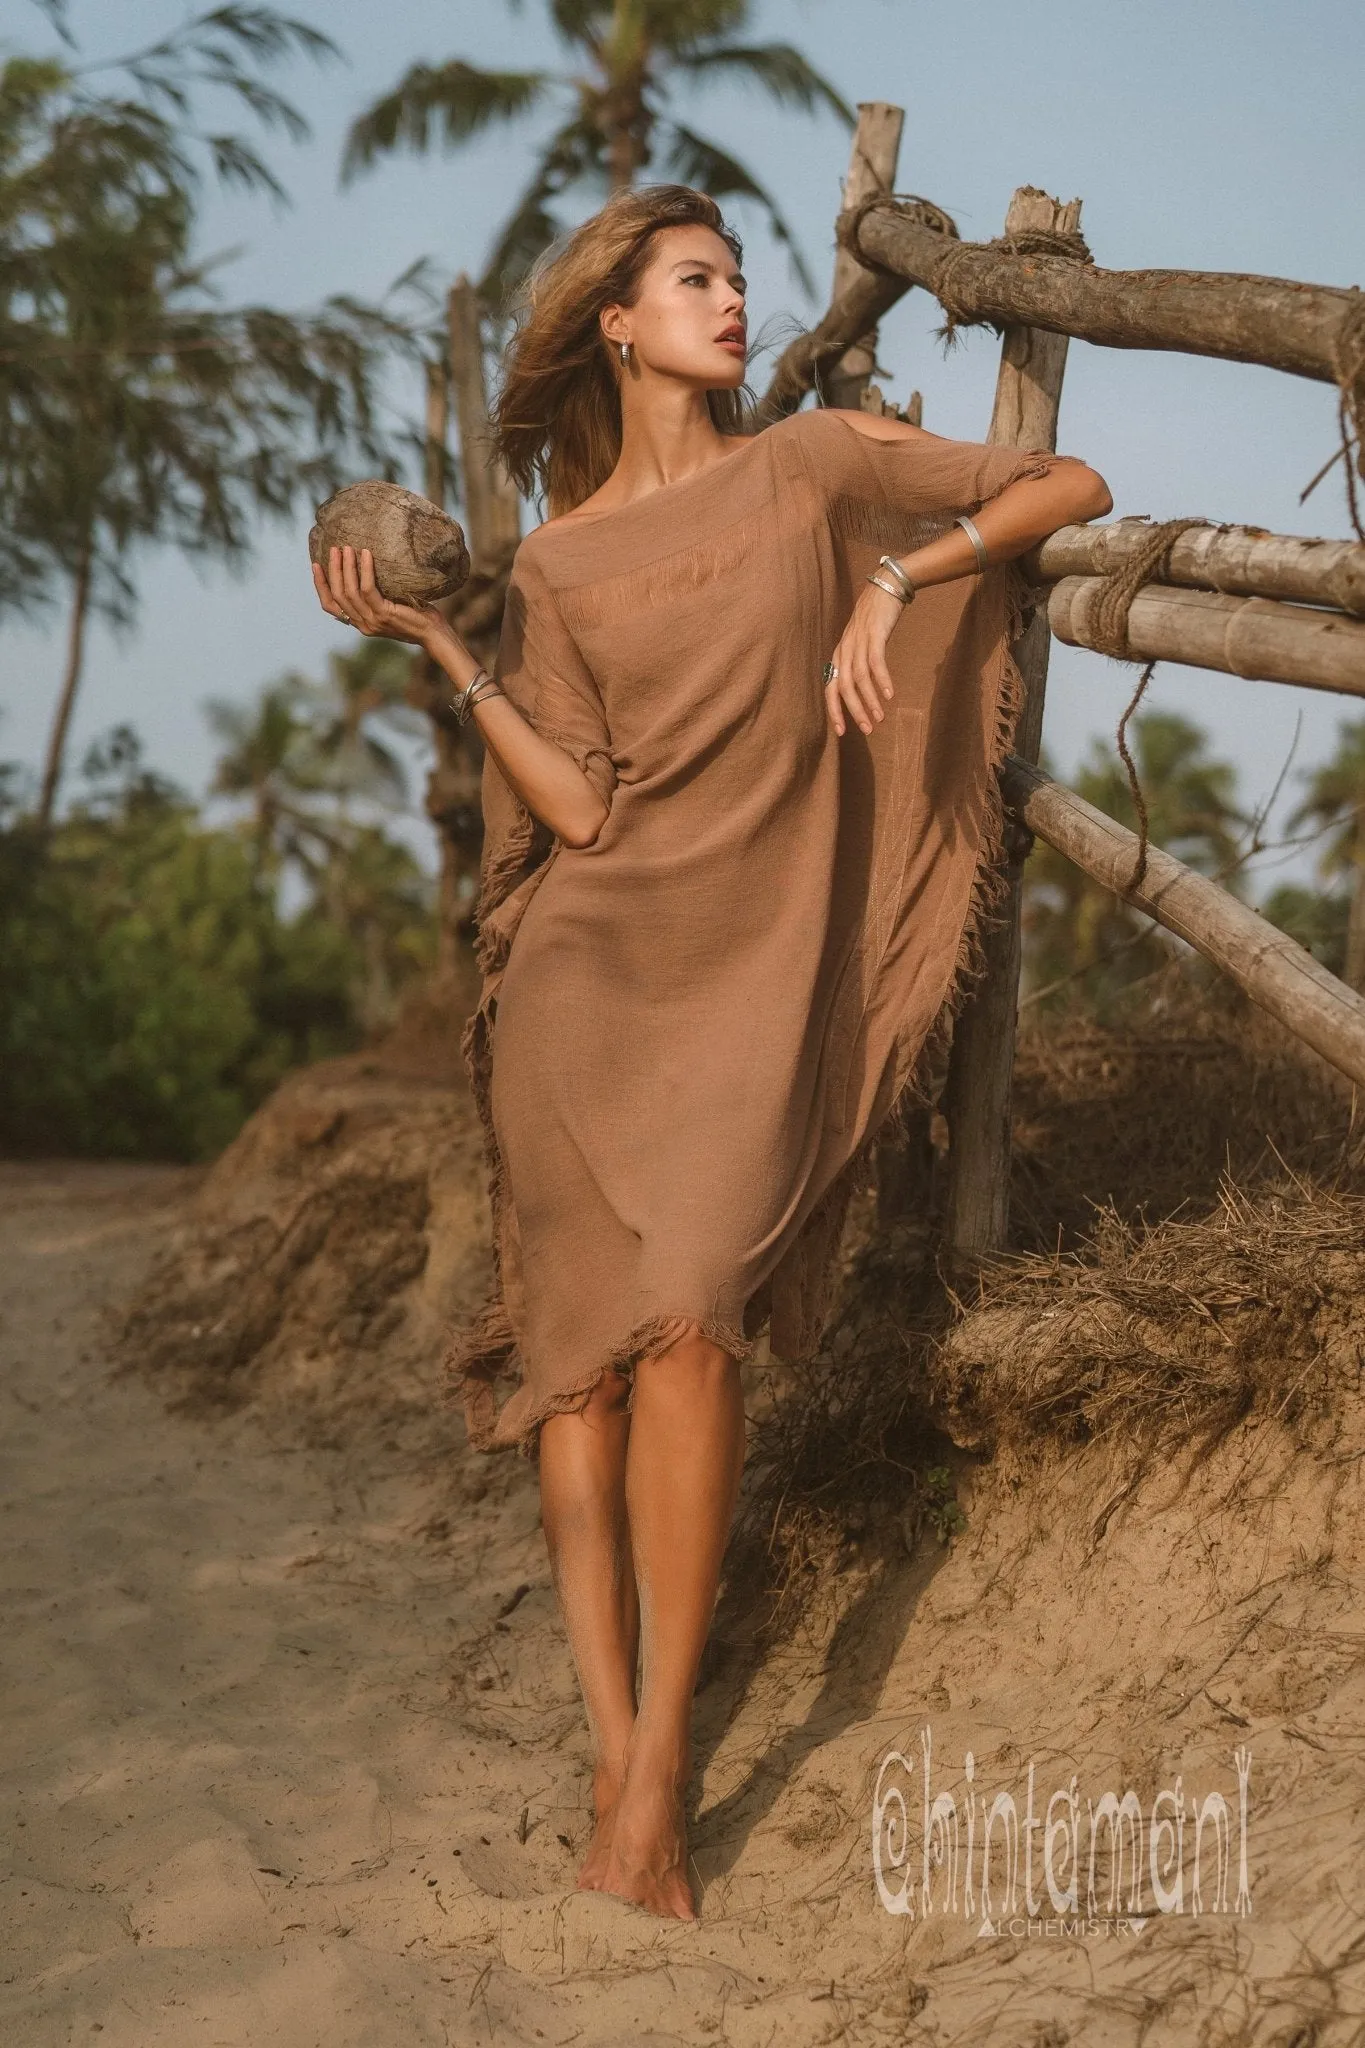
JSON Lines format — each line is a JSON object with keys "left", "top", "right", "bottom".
{"left": 5, "top": 1160, "right": 1365, "bottom": 2047}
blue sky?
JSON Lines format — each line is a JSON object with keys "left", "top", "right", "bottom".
{"left": 4, "top": 0, "right": 1364, "bottom": 892}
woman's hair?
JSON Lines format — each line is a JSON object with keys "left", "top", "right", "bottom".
{"left": 489, "top": 184, "right": 757, "bottom": 519}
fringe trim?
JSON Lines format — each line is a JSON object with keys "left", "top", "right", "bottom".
{"left": 766, "top": 556, "right": 1036, "bottom": 1360}
{"left": 445, "top": 1304, "right": 757, "bottom": 1459}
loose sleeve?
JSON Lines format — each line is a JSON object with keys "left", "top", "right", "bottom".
{"left": 497, "top": 544, "right": 617, "bottom": 808}
{"left": 470, "top": 541, "right": 617, "bottom": 971}
{"left": 797, "top": 408, "right": 1081, "bottom": 546}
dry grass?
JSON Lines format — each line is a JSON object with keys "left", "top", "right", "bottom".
{"left": 729, "top": 970, "right": 1365, "bottom": 1636}
{"left": 933, "top": 1177, "right": 1365, "bottom": 1456}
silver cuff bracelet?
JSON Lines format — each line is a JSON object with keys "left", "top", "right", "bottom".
{"left": 955, "top": 514, "right": 991, "bottom": 572}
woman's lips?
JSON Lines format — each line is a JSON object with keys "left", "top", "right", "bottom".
{"left": 715, "top": 335, "right": 747, "bottom": 355}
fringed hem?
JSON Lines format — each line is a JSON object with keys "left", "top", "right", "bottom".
{"left": 444, "top": 1305, "right": 757, "bottom": 1458}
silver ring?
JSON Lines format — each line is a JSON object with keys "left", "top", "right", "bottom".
{"left": 339, "top": 612, "right": 353, "bottom": 626}
{"left": 822, "top": 660, "right": 839, "bottom": 683}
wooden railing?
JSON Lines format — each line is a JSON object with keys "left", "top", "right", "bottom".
{"left": 761, "top": 103, "right": 1365, "bottom": 1268}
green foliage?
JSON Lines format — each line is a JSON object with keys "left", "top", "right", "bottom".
{"left": 0, "top": 724, "right": 436, "bottom": 1162}
{"left": 341, "top": 0, "right": 855, "bottom": 313}
{"left": 1260, "top": 882, "right": 1348, "bottom": 975}
{"left": 922, "top": 1466, "right": 966, "bottom": 1544}
{"left": 1023, "top": 712, "right": 1248, "bottom": 1012}
{"left": 1286, "top": 716, "right": 1365, "bottom": 882}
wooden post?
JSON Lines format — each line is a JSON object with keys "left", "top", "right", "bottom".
{"left": 405, "top": 282, "right": 523, "bottom": 970}
{"left": 424, "top": 356, "right": 449, "bottom": 507}
{"left": 447, "top": 275, "right": 520, "bottom": 570}
{"left": 824, "top": 103, "right": 904, "bottom": 412}
{"left": 942, "top": 187, "right": 1081, "bottom": 1269}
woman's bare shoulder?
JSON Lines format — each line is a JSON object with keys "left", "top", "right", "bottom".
{"left": 802, "top": 406, "right": 942, "bottom": 448}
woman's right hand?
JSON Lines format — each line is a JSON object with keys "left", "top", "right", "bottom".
{"left": 312, "top": 543, "right": 448, "bottom": 653}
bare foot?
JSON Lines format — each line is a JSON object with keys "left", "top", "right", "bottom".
{"left": 593, "top": 1757, "right": 696, "bottom": 1919}
{"left": 576, "top": 1759, "right": 625, "bottom": 1892}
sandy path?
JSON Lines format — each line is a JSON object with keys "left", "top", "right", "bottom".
{"left": 0, "top": 1162, "right": 603, "bottom": 2044}
{"left": 6, "top": 1161, "right": 1365, "bottom": 2047}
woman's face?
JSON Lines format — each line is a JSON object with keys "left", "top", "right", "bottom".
{"left": 603, "top": 224, "right": 748, "bottom": 390}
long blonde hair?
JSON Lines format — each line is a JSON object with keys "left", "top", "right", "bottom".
{"left": 490, "top": 185, "right": 758, "bottom": 519}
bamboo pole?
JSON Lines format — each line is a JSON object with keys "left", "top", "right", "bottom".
{"left": 942, "top": 188, "right": 1080, "bottom": 1268}
{"left": 1003, "top": 755, "right": 1365, "bottom": 1090}
{"left": 839, "top": 199, "right": 1365, "bottom": 401}
{"left": 1028, "top": 518, "right": 1365, "bottom": 618}
{"left": 1047, "top": 578, "right": 1365, "bottom": 696}
{"left": 824, "top": 103, "right": 904, "bottom": 412}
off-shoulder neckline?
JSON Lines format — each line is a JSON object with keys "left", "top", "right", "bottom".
{"left": 529, "top": 410, "right": 830, "bottom": 538}
{"left": 537, "top": 433, "right": 758, "bottom": 532}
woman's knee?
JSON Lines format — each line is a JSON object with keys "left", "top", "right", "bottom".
{"left": 636, "top": 1321, "right": 740, "bottom": 1396}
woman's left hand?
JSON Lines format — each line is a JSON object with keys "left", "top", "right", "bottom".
{"left": 824, "top": 581, "right": 904, "bottom": 736}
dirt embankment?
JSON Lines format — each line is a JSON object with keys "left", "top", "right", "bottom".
{"left": 6, "top": 976, "right": 1365, "bottom": 2044}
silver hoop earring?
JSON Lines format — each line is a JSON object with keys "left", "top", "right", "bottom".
{"left": 619, "top": 340, "right": 631, "bottom": 365}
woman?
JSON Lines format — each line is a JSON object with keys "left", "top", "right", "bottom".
{"left": 313, "top": 184, "right": 1111, "bottom": 1922}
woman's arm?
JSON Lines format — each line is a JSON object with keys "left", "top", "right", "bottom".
{"left": 821, "top": 411, "right": 1112, "bottom": 737}
{"left": 314, "top": 544, "right": 610, "bottom": 849}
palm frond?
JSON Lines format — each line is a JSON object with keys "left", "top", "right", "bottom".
{"left": 660, "top": 120, "right": 819, "bottom": 301}
{"left": 477, "top": 114, "right": 604, "bottom": 313}
{"left": 341, "top": 61, "right": 550, "bottom": 181}
{"left": 545, "top": 0, "right": 615, "bottom": 57}
{"left": 668, "top": 42, "right": 856, "bottom": 127}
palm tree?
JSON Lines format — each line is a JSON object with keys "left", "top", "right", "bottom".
{"left": 206, "top": 680, "right": 335, "bottom": 881}
{"left": 292, "top": 641, "right": 419, "bottom": 817}
{"left": 3, "top": 21, "right": 420, "bottom": 830}
{"left": 341, "top": 0, "right": 855, "bottom": 312}
{"left": 1284, "top": 717, "right": 1365, "bottom": 990}
{"left": 1023, "top": 712, "right": 1246, "bottom": 1007}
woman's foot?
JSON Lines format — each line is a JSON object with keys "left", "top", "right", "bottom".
{"left": 591, "top": 1746, "right": 696, "bottom": 1919}
{"left": 575, "top": 1760, "right": 625, "bottom": 1891}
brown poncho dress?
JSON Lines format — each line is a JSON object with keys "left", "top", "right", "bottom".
{"left": 448, "top": 407, "right": 1069, "bottom": 1453}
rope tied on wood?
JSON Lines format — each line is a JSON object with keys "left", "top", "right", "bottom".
{"left": 833, "top": 192, "right": 961, "bottom": 269}
{"left": 1080, "top": 516, "right": 1212, "bottom": 895}
{"left": 932, "top": 226, "right": 1095, "bottom": 347}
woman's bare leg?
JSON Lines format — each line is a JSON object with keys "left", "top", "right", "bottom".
{"left": 593, "top": 1326, "right": 746, "bottom": 1919}
{"left": 536, "top": 1371, "right": 640, "bottom": 1885}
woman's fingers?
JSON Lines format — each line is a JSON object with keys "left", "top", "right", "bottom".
{"left": 842, "top": 659, "right": 884, "bottom": 733}
{"left": 323, "top": 547, "right": 350, "bottom": 612}
{"left": 337, "top": 545, "right": 370, "bottom": 624}
{"left": 312, "top": 561, "right": 349, "bottom": 623}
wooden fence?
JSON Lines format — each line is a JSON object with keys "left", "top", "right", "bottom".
{"left": 758, "top": 103, "right": 1365, "bottom": 1268}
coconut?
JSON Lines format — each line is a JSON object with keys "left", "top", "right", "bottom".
{"left": 308, "top": 481, "right": 471, "bottom": 605}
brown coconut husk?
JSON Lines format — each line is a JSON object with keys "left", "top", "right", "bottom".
{"left": 308, "top": 481, "right": 471, "bottom": 604}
